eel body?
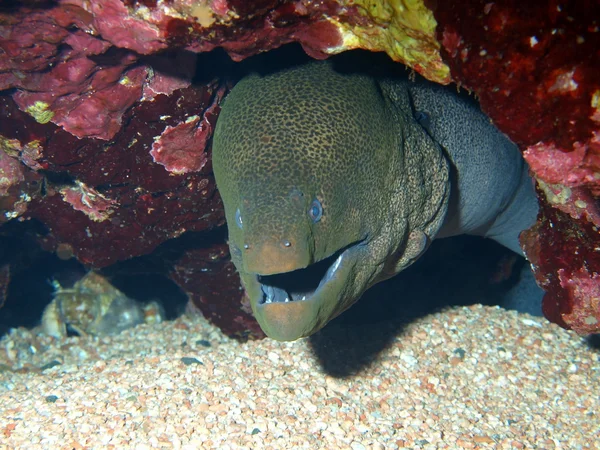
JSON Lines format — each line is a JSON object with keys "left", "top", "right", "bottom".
{"left": 212, "top": 59, "right": 539, "bottom": 341}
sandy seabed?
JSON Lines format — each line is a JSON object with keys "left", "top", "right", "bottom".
{"left": 0, "top": 304, "right": 598, "bottom": 449}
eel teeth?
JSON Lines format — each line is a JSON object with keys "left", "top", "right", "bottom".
{"left": 261, "top": 285, "right": 295, "bottom": 304}
{"left": 331, "top": 253, "right": 342, "bottom": 274}
{"left": 264, "top": 285, "right": 274, "bottom": 303}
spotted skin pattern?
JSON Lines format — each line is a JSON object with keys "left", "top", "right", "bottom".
{"left": 213, "top": 60, "right": 538, "bottom": 341}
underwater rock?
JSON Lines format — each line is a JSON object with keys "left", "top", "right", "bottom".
{"left": 41, "top": 272, "right": 164, "bottom": 338}
{"left": 1, "top": 1, "right": 235, "bottom": 331}
{"left": 0, "top": 1, "right": 228, "bottom": 267}
{"left": 0, "top": 83, "right": 226, "bottom": 267}
{"left": 171, "top": 242, "right": 265, "bottom": 341}
{"left": 520, "top": 195, "right": 600, "bottom": 335}
{"left": 0, "top": 129, "right": 43, "bottom": 223}
{"left": 1, "top": 0, "right": 449, "bottom": 128}
{"left": 432, "top": 1, "right": 600, "bottom": 334}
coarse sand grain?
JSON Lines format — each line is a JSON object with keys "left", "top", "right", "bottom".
{"left": 0, "top": 305, "right": 598, "bottom": 449}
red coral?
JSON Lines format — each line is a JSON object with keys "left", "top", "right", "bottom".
{"left": 524, "top": 137, "right": 600, "bottom": 190}
{"left": 559, "top": 267, "right": 600, "bottom": 333}
{"left": 520, "top": 193, "right": 600, "bottom": 335}
{"left": 88, "top": 0, "right": 168, "bottom": 54}
{"left": 1, "top": 0, "right": 349, "bottom": 142}
{"left": 434, "top": 1, "right": 600, "bottom": 150}
{"left": 1, "top": 4, "right": 146, "bottom": 140}
{"left": 434, "top": 0, "right": 600, "bottom": 334}
{"left": 150, "top": 116, "right": 210, "bottom": 174}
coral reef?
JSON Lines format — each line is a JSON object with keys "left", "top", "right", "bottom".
{"left": 432, "top": 1, "right": 600, "bottom": 334}
{"left": 0, "top": 0, "right": 598, "bottom": 336}
{"left": 0, "top": 86, "right": 226, "bottom": 267}
{"left": 521, "top": 193, "right": 600, "bottom": 334}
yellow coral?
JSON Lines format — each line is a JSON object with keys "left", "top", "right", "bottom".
{"left": 24, "top": 101, "right": 54, "bottom": 124}
{"left": 0, "top": 137, "right": 22, "bottom": 157}
{"left": 329, "top": 0, "right": 450, "bottom": 84}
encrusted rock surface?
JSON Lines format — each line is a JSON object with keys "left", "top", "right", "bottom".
{"left": 432, "top": 1, "right": 600, "bottom": 334}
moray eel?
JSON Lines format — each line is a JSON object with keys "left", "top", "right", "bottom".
{"left": 212, "top": 59, "right": 539, "bottom": 341}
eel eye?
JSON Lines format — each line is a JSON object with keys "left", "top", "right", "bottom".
{"left": 308, "top": 199, "right": 323, "bottom": 223}
{"left": 235, "top": 208, "right": 243, "bottom": 229}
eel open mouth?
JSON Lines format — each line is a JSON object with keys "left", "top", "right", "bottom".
{"left": 257, "top": 247, "right": 346, "bottom": 306}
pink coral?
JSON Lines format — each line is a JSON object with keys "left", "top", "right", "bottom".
{"left": 87, "top": 0, "right": 168, "bottom": 54}
{"left": 59, "top": 181, "right": 117, "bottom": 222}
{"left": 524, "top": 135, "right": 600, "bottom": 191}
{"left": 150, "top": 86, "right": 223, "bottom": 174}
{"left": 150, "top": 116, "right": 210, "bottom": 175}
{"left": 559, "top": 267, "right": 600, "bottom": 334}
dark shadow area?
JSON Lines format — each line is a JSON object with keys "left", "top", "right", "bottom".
{"left": 221, "top": 43, "right": 315, "bottom": 81}
{"left": 219, "top": 42, "right": 413, "bottom": 90}
{"left": 101, "top": 226, "right": 231, "bottom": 320}
{"left": 309, "top": 234, "right": 542, "bottom": 377}
{"left": 0, "top": 220, "right": 86, "bottom": 335}
{"left": 105, "top": 273, "right": 188, "bottom": 320}
{"left": 193, "top": 47, "right": 239, "bottom": 84}
{"left": 585, "top": 334, "right": 600, "bottom": 352}
{"left": 0, "top": 0, "right": 57, "bottom": 11}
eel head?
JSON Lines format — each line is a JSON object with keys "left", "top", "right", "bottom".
{"left": 213, "top": 60, "right": 445, "bottom": 340}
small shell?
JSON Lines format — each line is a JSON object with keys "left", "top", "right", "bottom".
{"left": 41, "top": 299, "right": 67, "bottom": 338}
{"left": 41, "top": 272, "right": 155, "bottom": 338}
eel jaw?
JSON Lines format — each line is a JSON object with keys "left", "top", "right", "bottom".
{"left": 248, "top": 242, "right": 362, "bottom": 341}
